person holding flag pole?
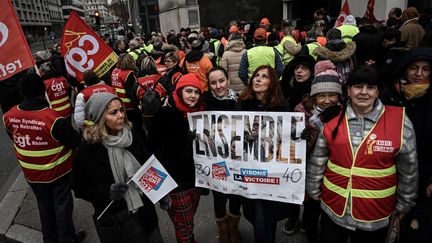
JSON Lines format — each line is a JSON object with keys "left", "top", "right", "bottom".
{"left": 71, "top": 93, "right": 163, "bottom": 243}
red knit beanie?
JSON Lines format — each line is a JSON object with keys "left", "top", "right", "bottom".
{"left": 175, "top": 73, "right": 203, "bottom": 94}
{"left": 172, "top": 74, "right": 204, "bottom": 116}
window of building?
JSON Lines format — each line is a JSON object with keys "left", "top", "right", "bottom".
{"left": 188, "top": 9, "right": 198, "bottom": 26}
{"left": 186, "top": 0, "right": 196, "bottom": 5}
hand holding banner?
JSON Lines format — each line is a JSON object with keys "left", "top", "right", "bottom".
{"left": 61, "top": 11, "right": 118, "bottom": 81}
{"left": 131, "top": 155, "right": 178, "bottom": 204}
{"left": 0, "top": 0, "right": 35, "bottom": 81}
{"left": 188, "top": 111, "right": 306, "bottom": 205}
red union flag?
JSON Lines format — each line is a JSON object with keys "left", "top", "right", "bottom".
{"left": 364, "top": 0, "right": 379, "bottom": 24}
{"left": 0, "top": 0, "right": 35, "bottom": 81}
{"left": 61, "top": 11, "right": 117, "bottom": 81}
{"left": 334, "top": 0, "right": 351, "bottom": 28}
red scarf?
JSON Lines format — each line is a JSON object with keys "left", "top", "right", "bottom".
{"left": 172, "top": 91, "right": 203, "bottom": 117}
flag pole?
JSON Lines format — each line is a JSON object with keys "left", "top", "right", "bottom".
{"left": 96, "top": 178, "right": 133, "bottom": 221}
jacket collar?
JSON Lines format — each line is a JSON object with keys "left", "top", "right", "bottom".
{"left": 346, "top": 99, "right": 383, "bottom": 122}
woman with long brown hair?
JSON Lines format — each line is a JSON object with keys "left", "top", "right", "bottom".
{"left": 237, "top": 65, "right": 292, "bottom": 243}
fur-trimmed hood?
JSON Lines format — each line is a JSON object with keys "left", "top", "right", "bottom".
{"left": 162, "top": 43, "right": 178, "bottom": 53}
{"left": 314, "top": 41, "right": 356, "bottom": 62}
{"left": 225, "top": 39, "right": 245, "bottom": 52}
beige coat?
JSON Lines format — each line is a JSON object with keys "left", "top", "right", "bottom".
{"left": 220, "top": 39, "right": 247, "bottom": 94}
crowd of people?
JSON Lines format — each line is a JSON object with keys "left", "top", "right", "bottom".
{"left": 1, "top": 5, "right": 432, "bottom": 243}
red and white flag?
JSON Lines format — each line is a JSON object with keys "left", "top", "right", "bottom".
{"left": 131, "top": 155, "right": 178, "bottom": 204}
{"left": 61, "top": 11, "right": 117, "bottom": 81}
{"left": 334, "top": 0, "right": 351, "bottom": 28}
{"left": 364, "top": 0, "right": 379, "bottom": 24}
{"left": 0, "top": 0, "right": 35, "bottom": 81}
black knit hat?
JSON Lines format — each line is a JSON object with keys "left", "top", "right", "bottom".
{"left": 19, "top": 73, "right": 46, "bottom": 98}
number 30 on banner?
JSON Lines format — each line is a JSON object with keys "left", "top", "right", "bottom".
{"left": 65, "top": 34, "right": 99, "bottom": 77}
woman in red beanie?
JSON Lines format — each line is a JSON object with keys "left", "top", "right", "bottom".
{"left": 149, "top": 73, "right": 204, "bottom": 243}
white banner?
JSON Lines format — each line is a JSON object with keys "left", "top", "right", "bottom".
{"left": 131, "top": 155, "right": 178, "bottom": 204}
{"left": 188, "top": 111, "right": 306, "bottom": 204}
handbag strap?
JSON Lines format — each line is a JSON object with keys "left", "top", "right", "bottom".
{"left": 386, "top": 212, "right": 400, "bottom": 243}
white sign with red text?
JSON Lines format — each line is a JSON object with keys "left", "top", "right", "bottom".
{"left": 131, "top": 155, "right": 178, "bottom": 204}
{"left": 188, "top": 111, "right": 306, "bottom": 204}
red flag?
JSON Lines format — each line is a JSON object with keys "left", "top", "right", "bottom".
{"left": 0, "top": 0, "right": 35, "bottom": 81}
{"left": 61, "top": 11, "right": 117, "bottom": 81}
{"left": 334, "top": 0, "right": 351, "bottom": 28}
{"left": 364, "top": 0, "right": 379, "bottom": 24}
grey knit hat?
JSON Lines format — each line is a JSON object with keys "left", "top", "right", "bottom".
{"left": 84, "top": 93, "right": 119, "bottom": 125}
{"left": 310, "top": 60, "right": 342, "bottom": 96}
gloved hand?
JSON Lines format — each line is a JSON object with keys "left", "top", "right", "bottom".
{"left": 159, "top": 195, "right": 172, "bottom": 211}
{"left": 109, "top": 183, "right": 129, "bottom": 201}
{"left": 186, "top": 129, "right": 197, "bottom": 141}
{"left": 319, "top": 105, "right": 341, "bottom": 123}
{"left": 300, "top": 127, "right": 311, "bottom": 140}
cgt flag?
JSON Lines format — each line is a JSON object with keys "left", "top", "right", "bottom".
{"left": 131, "top": 155, "right": 178, "bottom": 204}
{"left": 0, "top": 0, "right": 35, "bottom": 81}
{"left": 364, "top": 0, "right": 379, "bottom": 24}
{"left": 61, "top": 11, "right": 117, "bottom": 81}
{"left": 334, "top": 0, "right": 351, "bottom": 28}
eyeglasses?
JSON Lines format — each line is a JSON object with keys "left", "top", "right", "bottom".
{"left": 164, "top": 60, "right": 175, "bottom": 64}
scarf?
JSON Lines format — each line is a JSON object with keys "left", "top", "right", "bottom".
{"left": 102, "top": 127, "right": 143, "bottom": 213}
{"left": 172, "top": 92, "right": 203, "bottom": 117}
{"left": 212, "top": 88, "right": 237, "bottom": 101}
{"left": 401, "top": 82, "right": 430, "bottom": 100}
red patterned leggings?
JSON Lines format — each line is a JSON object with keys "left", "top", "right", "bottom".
{"left": 167, "top": 188, "right": 202, "bottom": 243}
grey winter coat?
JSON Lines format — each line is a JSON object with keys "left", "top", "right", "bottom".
{"left": 220, "top": 39, "right": 246, "bottom": 94}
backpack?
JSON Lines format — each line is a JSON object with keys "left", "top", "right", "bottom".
{"left": 139, "top": 78, "right": 161, "bottom": 116}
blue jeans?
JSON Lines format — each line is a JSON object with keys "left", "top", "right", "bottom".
{"left": 29, "top": 174, "right": 75, "bottom": 243}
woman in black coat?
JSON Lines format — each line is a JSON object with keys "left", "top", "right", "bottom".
{"left": 71, "top": 93, "right": 160, "bottom": 243}
{"left": 237, "top": 65, "right": 293, "bottom": 243}
{"left": 203, "top": 67, "right": 241, "bottom": 243}
{"left": 149, "top": 73, "right": 205, "bottom": 243}
{"left": 281, "top": 55, "right": 315, "bottom": 110}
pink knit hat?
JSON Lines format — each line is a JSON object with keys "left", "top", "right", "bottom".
{"left": 310, "top": 60, "right": 342, "bottom": 96}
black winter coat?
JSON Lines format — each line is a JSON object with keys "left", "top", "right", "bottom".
{"left": 352, "top": 24, "right": 384, "bottom": 65}
{"left": 149, "top": 96, "right": 197, "bottom": 191}
{"left": 381, "top": 88, "right": 432, "bottom": 202}
{"left": 203, "top": 91, "right": 236, "bottom": 111}
{"left": 71, "top": 130, "right": 158, "bottom": 230}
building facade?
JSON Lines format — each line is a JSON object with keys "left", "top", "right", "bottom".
{"left": 84, "top": 0, "right": 112, "bottom": 26}
{"left": 61, "top": 0, "right": 85, "bottom": 21}
{"left": 11, "top": 0, "right": 52, "bottom": 44}
{"left": 158, "top": 0, "right": 200, "bottom": 35}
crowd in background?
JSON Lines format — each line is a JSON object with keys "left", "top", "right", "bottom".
{"left": 1, "top": 5, "right": 432, "bottom": 243}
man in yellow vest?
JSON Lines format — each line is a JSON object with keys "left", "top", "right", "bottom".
{"left": 337, "top": 15, "right": 360, "bottom": 43}
{"left": 298, "top": 33, "right": 321, "bottom": 61}
{"left": 127, "top": 39, "right": 143, "bottom": 61}
{"left": 238, "top": 28, "right": 284, "bottom": 85}
{"left": 209, "top": 28, "right": 224, "bottom": 66}
{"left": 276, "top": 19, "right": 301, "bottom": 65}
{"left": 3, "top": 73, "right": 83, "bottom": 243}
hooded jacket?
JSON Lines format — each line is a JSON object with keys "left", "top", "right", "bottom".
{"left": 381, "top": 48, "right": 432, "bottom": 202}
{"left": 220, "top": 39, "right": 247, "bottom": 93}
{"left": 400, "top": 18, "right": 425, "bottom": 48}
{"left": 315, "top": 41, "right": 356, "bottom": 84}
{"left": 181, "top": 49, "right": 213, "bottom": 91}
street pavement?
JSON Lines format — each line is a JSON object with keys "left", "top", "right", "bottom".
{"left": 0, "top": 169, "right": 308, "bottom": 243}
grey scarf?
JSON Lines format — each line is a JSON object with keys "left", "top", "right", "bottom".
{"left": 102, "top": 127, "right": 143, "bottom": 213}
